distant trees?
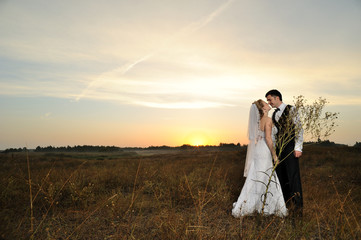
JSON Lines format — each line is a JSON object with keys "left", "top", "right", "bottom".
{"left": 33, "top": 145, "right": 122, "bottom": 152}
{"left": 3, "top": 144, "right": 244, "bottom": 153}
{"left": 177, "top": 143, "right": 243, "bottom": 150}
{"left": 2, "top": 147, "right": 28, "bottom": 153}
{"left": 1, "top": 145, "right": 123, "bottom": 153}
{"left": 3, "top": 141, "right": 359, "bottom": 154}
{"left": 147, "top": 145, "right": 173, "bottom": 150}
{"left": 219, "top": 143, "right": 241, "bottom": 148}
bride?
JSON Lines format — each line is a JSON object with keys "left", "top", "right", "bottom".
{"left": 232, "top": 100, "right": 287, "bottom": 217}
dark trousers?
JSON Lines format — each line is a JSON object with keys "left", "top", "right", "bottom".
{"left": 276, "top": 144, "right": 303, "bottom": 213}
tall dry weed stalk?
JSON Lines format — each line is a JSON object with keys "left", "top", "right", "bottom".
{"left": 127, "top": 159, "right": 141, "bottom": 213}
{"left": 65, "top": 193, "right": 118, "bottom": 240}
{"left": 26, "top": 150, "right": 34, "bottom": 236}
{"left": 332, "top": 182, "right": 357, "bottom": 239}
{"left": 28, "top": 160, "right": 88, "bottom": 239}
{"left": 184, "top": 153, "right": 218, "bottom": 239}
{"left": 115, "top": 159, "right": 144, "bottom": 238}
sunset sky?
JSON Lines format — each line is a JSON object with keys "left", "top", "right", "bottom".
{"left": 1, "top": 0, "right": 360, "bottom": 150}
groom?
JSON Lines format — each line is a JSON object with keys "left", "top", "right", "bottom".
{"left": 265, "top": 89, "right": 303, "bottom": 216}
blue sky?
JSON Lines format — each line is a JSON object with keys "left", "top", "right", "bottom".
{"left": 1, "top": 0, "right": 360, "bottom": 149}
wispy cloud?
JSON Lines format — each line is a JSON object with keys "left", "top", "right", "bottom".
{"left": 177, "top": 0, "right": 234, "bottom": 36}
{"left": 1, "top": 0, "right": 360, "bottom": 110}
{"left": 75, "top": 0, "right": 235, "bottom": 108}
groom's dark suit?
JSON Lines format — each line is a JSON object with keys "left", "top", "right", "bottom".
{"left": 273, "top": 104, "right": 303, "bottom": 213}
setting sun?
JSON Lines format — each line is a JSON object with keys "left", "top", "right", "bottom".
{"left": 184, "top": 131, "right": 211, "bottom": 146}
{"left": 190, "top": 138, "right": 206, "bottom": 146}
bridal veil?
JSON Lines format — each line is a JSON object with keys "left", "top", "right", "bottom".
{"left": 243, "top": 103, "right": 260, "bottom": 177}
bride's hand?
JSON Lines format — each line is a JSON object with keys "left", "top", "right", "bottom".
{"left": 273, "top": 156, "right": 279, "bottom": 166}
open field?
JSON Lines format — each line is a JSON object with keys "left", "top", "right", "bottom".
{"left": 1, "top": 145, "right": 360, "bottom": 239}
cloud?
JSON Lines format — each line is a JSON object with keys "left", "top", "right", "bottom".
{"left": 176, "top": 0, "right": 234, "bottom": 36}
{"left": 1, "top": 0, "right": 360, "bottom": 110}
{"left": 71, "top": 71, "right": 243, "bottom": 109}
{"left": 75, "top": 0, "right": 235, "bottom": 108}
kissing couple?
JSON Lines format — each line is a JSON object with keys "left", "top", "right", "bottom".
{"left": 232, "top": 89, "right": 303, "bottom": 218}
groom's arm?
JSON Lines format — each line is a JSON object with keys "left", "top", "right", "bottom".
{"left": 291, "top": 106, "right": 304, "bottom": 157}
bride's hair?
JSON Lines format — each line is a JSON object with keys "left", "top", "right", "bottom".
{"left": 253, "top": 99, "right": 264, "bottom": 118}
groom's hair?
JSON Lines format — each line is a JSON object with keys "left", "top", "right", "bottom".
{"left": 265, "top": 89, "right": 282, "bottom": 101}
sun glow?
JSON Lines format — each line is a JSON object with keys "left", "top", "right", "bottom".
{"left": 190, "top": 138, "right": 206, "bottom": 146}
{"left": 184, "top": 131, "right": 211, "bottom": 146}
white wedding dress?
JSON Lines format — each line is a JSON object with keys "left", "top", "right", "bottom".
{"left": 232, "top": 126, "right": 287, "bottom": 217}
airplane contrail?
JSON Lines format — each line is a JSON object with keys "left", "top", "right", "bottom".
{"left": 179, "top": 0, "right": 234, "bottom": 35}
{"left": 75, "top": 54, "right": 152, "bottom": 102}
{"left": 75, "top": 0, "right": 235, "bottom": 102}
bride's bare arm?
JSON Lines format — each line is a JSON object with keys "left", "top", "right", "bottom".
{"left": 265, "top": 118, "right": 277, "bottom": 161}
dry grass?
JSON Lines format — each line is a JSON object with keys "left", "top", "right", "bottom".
{"left": 0, "top": 146, "right": 360, "bottom": 239}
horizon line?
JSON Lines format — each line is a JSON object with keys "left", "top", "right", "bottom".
{"left": 1, "top": 140, "right": 356, "bottom": 151}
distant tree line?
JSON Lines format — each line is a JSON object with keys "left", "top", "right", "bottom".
{"left": 1, "top": 143, "right": 244, "bottom": 153}
{"left": 304, "top": 140, "right": 348, "bottom": 147}
{"left": 0, "top": 145, "right": 124, "bottom": 153}
{"left": 34, "top": 145, "right": 123, "bottom": 152}
{"left": 147, "top": 143, "right": 243, "bottom": 150}
{"left": 1, "top": 147, "right": 28, "bottom": 153}
{"left": 2, "top": 141, "right": 360, "bottom": 153}
{"left": 219, "top": 143, "right": 242, "bottom": 148}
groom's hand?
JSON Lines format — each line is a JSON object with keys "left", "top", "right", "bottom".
{"left": 294, "top": 150, "right": 302, "bottom": 158}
